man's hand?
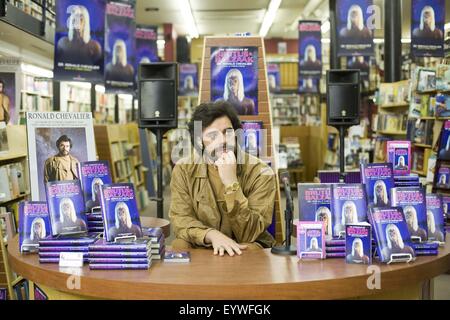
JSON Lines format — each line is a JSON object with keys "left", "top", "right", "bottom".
{"left": 205, "top": 229, "right": 247, "bottom": 256}
{"left": 214, "top": 151, "right": 238, "bottom": 186}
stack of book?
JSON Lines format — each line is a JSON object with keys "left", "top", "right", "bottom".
{"left": 144, "top": 227, "right": 165, "bottom": 260}
{"left": 86, "top": 213, "right": 104, "bottom": 234}
{"left": 394, "top": 174, "right": 420, "bottom": 187}
{"left": 38, "top": 234, "right": 99, "bottom": 264}
{"left": 325, "top": 239, "right": 345, "bottom": 259}
{"left": 88, "top": 238, "right": 152, "bottom": 270}
{"left": 412, "top": 242, "right": 439, "bottom": 256}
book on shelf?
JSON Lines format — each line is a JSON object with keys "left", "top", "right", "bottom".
{"left": 281, "top": 137, "right": 303, "bottom": 167}
{"left": 411, "top": 148, "right": 427, "bottom": 174}
{"left": 436, "top": 64, "right": 450, "bottom": 92}
{"left": 407, "top": 119, "right": 434, "bottom": 146}
{"left": 416, "top": 68, "right": 436, "bottom": 92}
{"left": 426, "top": 153, "right": 437, "bottom": 183}
{"left": 436, "top": 93, "right": 450, "bottom": 117}
{"left": 387, "top": 141, "right": 411, "bottom": 176}
{"left": 18, "top": 201, "right": 50, "bottom": 252}
{"left": 435, "top": 162, "right": 450, "bottom": 189}
{"left": 378, "top": 81, "right": 409, "bottom": 106}
{"left": 373, "top": 113, "right": 407, "bottom": 133}
{"left": 437, "top": 120, "right": 450, "bottom": 160}
{"left": 295, "top": 220, "right": 325, "bottom": 260}
{"left": 0, "top": 162, "right": 27, "bottom": 202}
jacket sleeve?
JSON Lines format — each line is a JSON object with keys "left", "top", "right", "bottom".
{"left": 168, "top": 165, "right": 213, "bottom": 247}
{"left": 224, "top": 167, "right": 276, "bottom": 243}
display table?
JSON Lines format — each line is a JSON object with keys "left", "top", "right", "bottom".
{"left": 141, "top": 216, "right": 170, "bottom": 239}
{"left": 7, "top": 236, "right": 450, "bottom": 300}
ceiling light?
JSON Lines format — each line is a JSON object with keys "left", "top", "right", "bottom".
{"left": 21, "top": 63, "right": 53, "bottom": 78}
{"left": 401, "top": 38, "right": 411, "bottom": 43}
{"left": 180, "top": 0, "right": 199, "bottom": 38}
{"left": 259, "top": 0, "right": 282, "bottom": 37}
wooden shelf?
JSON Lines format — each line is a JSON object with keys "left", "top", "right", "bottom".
{"left": 416, "top": 90, "right": 437, "bottom": 95}
{"left": 418, "top": 117, "right": 435, "bottom": 120}
{"left": 411, "top": 170, "right": 426, "bottom": 177}
{"left": 379, "top": 103, "right": 409, "bottom": 108}
{"left": 0, "top": 153, "right": 27, "bottom": 162}
{"left": 376, "top": 131, "right": 407, "bottom": 136}
{"left": 21, "top": 90, "right": 52, "bottom": 98}
{"left": 0, "top": 193, "right": 30, "bottom": 206}
{"left": 414, "top": 143, "right": 432, "bottom": 148}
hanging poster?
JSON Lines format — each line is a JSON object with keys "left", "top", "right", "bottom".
{"left": 336, "top": 0, "right": 374, "bottom": 56}
{"left": 0, "top": 72, "right": 15, "bottom": 124}
{"left": 299, "top": 77, "right": 320, "bottom": 94}
{"left": 267, "top": 63, "right": 280, "bottom": 93}
{"left": 178, "top": 63, "right": 199, "bottom": 96}
{"left": 210, "top": 47, "right": 258, "bottom": 115}
{"left": 411, "top": 0, "right": 445, "bottom": 57}
{"left": 135, "top": 25, "right": 158, "bottom": 66}
{"left": 105, "top": 0, "right": 136, "bottom": 93}
{"left": 347, "top": 56, "right": 370, "bottom": 91}
{"left": 298, "top": 21, "right": 322, "bottom": 79}
{"left": 54, "top": 0, "right": 106, "bottom": 82}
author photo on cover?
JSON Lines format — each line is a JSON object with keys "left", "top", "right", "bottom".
{"left": 216, "top": 69, "right": 255, "bottom": 115}
{"left": 105, "top": 39, "right": 135, "bottom": 83}
{"left": 394, "top": 156, "right": 408, "bottom": 170}
{"left": 0, "top": 79, "right": 10, "bottom": 123}
{"left": 335, "top": 200, "right": 358, "bottom": 236}
{"left": 300, "top": 45, "right": 321, "bottom": 68}
{"left": 268, "top": 74, "right": 277, "bottom": 91}
{"left": 183, "top": 75, "right": 195, "bottom": 92}
{"left": 339, "top": 5, "right": 372, "bottom": 39}
{"left": 44, "top": 135, "right": 79, "bottom": 183}
{"left": 56, "top": 5, "right": 102, "bottom": 65}
{"left": 108, "top": 201, "right": 143, "bottom": 240}
{"left": 346, "top": 238, "right": 369, "bottom": 264}
{"left": 427, "top": 210, "right": 444, "bottom": 242}
{"left": 438, "top": 173, "right": 447, "bottom": 186}
{"left": 348, "top": 56, "right": 369, "bottom": 70}
{"left": 382, "top": 223, "right": 415, "bottom": 260}
{"left": 412, "top": 5, "right": 443, "bottom": 40}
{"left": 404, "top": 206, "right": 427, "bottom": 241}
{"left": 169, "top": 101, "right": 276, "bottom": 256}
{"left": 315, "top": 206, "right": 332, "bottom": 238}
{"left": 306, "top": 237, "right": 321, "bottom": 252}
{"left": 55, "top": 197, "right": 86, "bottom": 234}
{"left": 86, "top": 177, "right": 103, "bottom": 212}
{"left": 22, "top": 217, "right": 47, "bottom": 246}
{"left": 299, "top": 78, "right": 317, "bottom": 93}
{"left": 373, "top": 180, "right": 389, "bottom": 206}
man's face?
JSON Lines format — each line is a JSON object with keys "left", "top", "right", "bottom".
{"left": 118, "top": 207, "right": 127, "bottom": 224}
{"left": 405, "top": 210, "right": 413, "bottom": 226}
{"left": 375, "top": 184, "right": 383, "bottom": 197}
{"left": 202, "top": 116, "right": 235, "bottom": 162}
{"left": 71, "top": 10, "right": 85, "bottom": 32}
{"left": 307, "top": 47, "right": 314, "bottom": 60}
{"left": 62, "top": 203, "right": 71, "bottom": 217}
{"left": 58, "top": 141, "right": 71, "bottom": 156}
{"left": 227, "top": 75, "right": 239, "bottom": 96}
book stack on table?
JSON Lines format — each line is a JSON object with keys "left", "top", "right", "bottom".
{"left": 86, "top": 212, "right": 104, "bottom": 234}
{"left": 325, "top": 239, "right": 345, "bottom": 259}
{"left": 143, "top": 227, "right": 165, "bottom": 261}
{"left": 393, "top": 174, "right": 420, "bottom": 187}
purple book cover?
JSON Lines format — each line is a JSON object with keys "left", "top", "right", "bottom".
{"left": 0, "top": 288, "right": 7, "bottom": 300}
{"left": 326, "top": 252, "right": 346, "bottom": 258}
{"left": 297, "top": 183, "right": 332, "bottom": 239}
{"left": 88, "top": 227, "right": 105, "bottom": 232}
{"left": 296, "top": 221, "right": 325, "bottom": 259}
{"left": 368, "top": 207, "right": 416, "bottom": 263}
{"left": 360, "top": 162, "right": 395, "bottom": 207}
{"left": 438, "top": 120, "right": 450, "bottom": 160}
{"left": 387, "top": 141, "right": 411, "bottom": 176}
{"left": 436, "top": 163, "right": 450, "bottom": 189}
{"left": 39, "top": 257, "right": 89, "bottom": 263}
{"left": 45, "top": 180, "right": 87, "bottom": 236}
{"left": 415, "top": 250, "right": 439, "bottom": 256}
{"left": 412, "top": 242, "right": 439, "bottom": 250}
{"left": 325, "top": 246, "right": 346, "bottom": 253}
{"left": 345, "top": 223, "right": 372, "bottom": 264}
{"left": 88, "top": 250, "right": 150, "bottom": 258}
{"left": 240, "top": 121, "right": 263, "bottom": 158}
{"left": 100, "top": 183, "right": 142, "bottom": 242}
{"left": 89, "top": 263, "right": 149, "bottom": 270}
{"left": 178, "top": 63, "right": 198, "bottom": 96}
{"left": 39, "top": 233, "right": 99, "bottom": 247}
{"left": 143, "top": 227, "right": 163, "bottom": 242}
{"left": 88, "top": 257, "right": 149, "bottom": 264}
{"left": 19, "top": 201, "right": 51, "bottom": 253}
{"left": 426, "top": 194, "right": 446, "bottom": 242}
{"left": 39, "top": 251, "right": 88, "bottom": 258}
{"left": 391, "top": 187, "right": 428, "bottom": 242}
{"left": 325, "top": 239, "right": 346, "bottom": 247}
{"left": 77, "top": 161, "right": 112, "bottom": 213}
{"left": 442, "top": 196, "right": 450, "bottom": 220}
{"left": 267, "top": 63, "right": 280, "bottom": 93}
{"left": 39, "top": 246, "right": 89, "bottom": 252}
{"left": 210, "top": 46, "right": 258, "bottom": 115}
{"left": 331, "top": 184, "right": 367, "bottom": 238}
{"left": 89, "top": 238, "right": 150, "bottom": 251}
{"left": 87, "top": 220, "right": 105, "bottom": 226}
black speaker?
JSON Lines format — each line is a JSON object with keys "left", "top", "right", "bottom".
{"left": 326, "top": 70, "right": 361, "bottom": 126}
{"left": 138, "top": 62, "right": 178, "bottom": 129}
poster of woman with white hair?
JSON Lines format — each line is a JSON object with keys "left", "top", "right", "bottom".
{"left": 436, "top": 164, "right": 450, "bottom": 188}
{"left": 54, "top": 197, "right": 87, "bottom": 235}
{"left": 211, "top": 47, "right": 258, "bottom": 115}
{"left": 411, "top": 0, "right": 445, "bottom": 57}
{"left": 78, "top": 161, "right": 112, "bottom": 213}
{"left": 267, "top": 64, "right": 280, "bottom": 93}
{"left": 336, "top": 0, "right": 374, "bottom": 56}
{"left": 104, "top": 0, "right": 136, "bottom": 92}
{"left": 19, "top": 201, "right": 51, "bottom": 252}
{"left": 298, "top": 21, "right": 322, "bottom": 79}
{"left": 426, "top": 194, "right": 446, "bottom": 243}
{"left": 54, "top": 0, "right": 104, "bottom": 81}
{"left": 179, "top": 64, "right": 199, "bottom": 96}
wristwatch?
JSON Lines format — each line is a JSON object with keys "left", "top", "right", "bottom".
{"left": 224, "top": 181, "right": 240, "bottom": 194}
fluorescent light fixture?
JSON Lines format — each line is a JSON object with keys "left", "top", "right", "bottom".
{"left": 373, "top": 38, "right": 384, "bottom": 44}
{"left": 180, "top": 0, "right": 199, "bottom": 38}
{"left": 259, "top": 0, "right": 282, "bottom": 37}
{"left": 401, "top": 38, "right": 411, "bottom": 44}
{"left": 21, "top": 63, "right": 53, "bottom": 78}
{"left": 321, "top": 20, "right": 330, "bottom": 33}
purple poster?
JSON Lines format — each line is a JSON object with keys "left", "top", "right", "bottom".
{"left": 178, "top": 63, "right": 198, "bottom": 96}
{"left": 411, "top": 0, "right": 445, "bottom": 57}
{"left": 54, "top": 0, "right": 106, "bottom": 82}
{"left": 267, "top": 64, "right": 280, "bottom": 93}
{"left": 336, "top": 0, "right": 374, "bottom": 56}
{"left": 0, "top": 72, "right": 15, "bottom": 124}
{"left": 135, "top": 25, "right": 158, "bottom": 67}
{"left": 299, "top": 77, "right": 319, "bottom": 94}
{"left": 105, "top": 0, "right": 136, "bottom": 93}
{"left": 347, "top": 56, "right": 370, "bottom": 90}
{"left": 298, "top": 21, "right": 322, "bottom": 79}
{"left": 241, "top": 121, "right": 263, "bottom": 157}
{"left": 211, "top": 47, "right": 258, "bottom": 115}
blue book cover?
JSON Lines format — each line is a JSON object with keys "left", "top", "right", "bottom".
{"left": 368, "top": 207, "right": 416, "bottom": 264}
{"left": 38, "top": 233, "right": 99, "bottom": 247}
{"left": 331, "top": 184, "right": 367, "bottom": 238}
{"left": 436, "top": 163, "right": 450, "bottom": 189}
{"left": 360, "top": 162, "right": 395, "bottom": 207}
{"left": 77, "top": 161, "right": 112, "bottom": 213}
{"left": 438, "top": 120, "right": 450, "bottom": 160}
{"left": 88, "top": 250, "right": 150, "bottom": 258}
{"left": 89, "top": 238, "right": 150, "bottom": 251}
{"left": 45, "top": 180, "right": 87, "bottom": 236}
{"left": 391, "top": 187, "right": 428, "bottom": 242}
{"left": 345, "top": 223, "right": 372, "bottom": 265}
{"left": 387, "top": 141, "right": 411, "bottom": 176}
{"left": 442, "top": 195, "right": 450, "bottom": 219}
{"left": 297, "top": 183, "right": 332, "bottom": 239}
{"left": 426, "top": 194, "right": 446, "bottom": 243}
{"left": 240, "top": 121, "right": 263, "bottom": 157}
{"left": 100, "top": 183, "right": 143, "bottom": 242}
{"left": 296, "top": 221, "right": 325, "bottom": 260}
{"left": 18, "top": 201, "right": 51, "bottom": 253}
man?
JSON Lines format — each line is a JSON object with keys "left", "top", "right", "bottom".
{"left": 0, "top": 79, "right": 10, "bottom": 123}
{"left": 44, "top": 135, "right": 79, "bottom": 183}
{"left": 169, "top": 101, "right": 276, "bottom": 256}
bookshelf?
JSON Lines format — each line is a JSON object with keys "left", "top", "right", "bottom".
{"left": 178, "top": 95, "right": 198, "bottom": 128}
{"left": 20, "top": 73, "right": 53, "bottom": 118}
{"left": 94, "top": 85, "right": 115, "bottom": 124}
{"left": 60, "top": 82, "right": 91, "bottom": 113}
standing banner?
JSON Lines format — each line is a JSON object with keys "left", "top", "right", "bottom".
{"left": 336, "top": 0, "right": 374, "bottom": 56}
{"left": 267, "top": 64, "right": 280, "bottom": 93}
{"left": 298, "top": 21, "right": 322, "bottom": 79}
{"left": 135, "top": 25, "right": 158, "bottom": 66}
{"left": 54, "top": 0, "right": 106, "bottom": 82}
{"left": 411, "top": 0, "right": 445, "bottom": 57}
{"left": 178, "top": 64, "right": 198, "bottom": 96}
{"left": 105, "top": 0, "right": 136, "bottom": 93}
{"left": 210, "top": 47, "right": 258, "bottom": 115}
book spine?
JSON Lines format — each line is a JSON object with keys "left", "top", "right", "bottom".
{"left": 88, "top": 245, "right": 149, "bottom": 252}
{"left": 412, "top": 243, "right": 439, "bottom": 250}
{"left": 325, "top": 246, "right": 346, "bottom": 253}
{"left": 99, "top": 186, "right": 110, "bottom": 242}
{"left": 88, "top": 251, "right": 149, "bottom": 258}
{"left": 88, "top": 258, "right": 150, "bottom": 264}
{"left": 39, "top": 252, "right": 88, "bottom": 258}
{"left": 326, "top": 252, "right": 346, "bottom": 258}
{"left": 89, "top": 263, "right": 150, "bottom": 270}
{"left": 39, "top": 258, "right": 89, "bottom": 264}
{"left": 39, "top": 246, "right": 89, "bottom": 252}
{"left": 415, "top": 250, "right": 439, "bottom": 256}
{"left": 39, "top": 240, "right": 95, "bottom": 246}
{"left": 325, "top": 239, "right": 346, "bottom": 246}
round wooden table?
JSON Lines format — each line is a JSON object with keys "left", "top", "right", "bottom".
{"left": 140, "top": 216, "right": 170, "bottom": 239}
{"left": 7, "top": 237, "right": 450, "bottom": 300}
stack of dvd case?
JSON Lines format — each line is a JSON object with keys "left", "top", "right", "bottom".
{"left": 144, "top": 227, "right": 166, "bottom": 260}
{"left": 412, "top": 242, "right": 439, "bottom": 256}
{"left": 38, "top": 233, "right": 100, "bottom": 264}
{"left": 325, "top": 239, "right": 345, "bottom": 258}
{"left": 394, "top": 174, "right": 421, "bottom": 187}
{"left": 88, "top": 238, "right": 152, "bottom": 270}
{"left": 86, "top": 212, "right": 104, "bottom": 234}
